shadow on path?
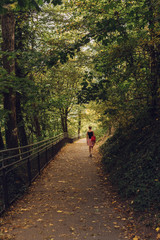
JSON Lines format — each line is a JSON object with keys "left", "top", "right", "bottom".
{"left": 1, "top": 139, "right": 128, "bottom": 240}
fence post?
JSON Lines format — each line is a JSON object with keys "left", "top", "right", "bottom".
{"left": 45, "top": 147, "right": 48, "bottom": 163}
{"left": 37, "top": 151, "right": 40, "bottom": 174}
{"left": 2, "top": 160, "right": 9, "bottom": 209}
{"left": 52, "top": 142, "right": 54, "bottom": 158}
{"left": 27, "top": 157, "right": 31, "bottom": 186}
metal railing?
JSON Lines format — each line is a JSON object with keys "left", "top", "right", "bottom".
{"left": 0, "top": 133, "right": 70, "bottom": 214}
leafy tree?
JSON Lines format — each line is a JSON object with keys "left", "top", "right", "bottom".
{"left": 68, "top": 0, "right": 160, "bottom": 128}
{"left": 46, "top": 59, "right": 83, "bottom": 134}
{"left": 0, "top": 0, "right": 62, "bottom": 148}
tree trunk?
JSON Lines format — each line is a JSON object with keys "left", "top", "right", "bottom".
{"left": 64, "top": 112, "right": 68, "bottom": 133}
{"left": 61, "top": 115, "right": 65, "bottom": 133}
{"left": 1, "top": 13, "right": 18, "bottom": 149}
{"left": 15, "top": 13, "right": 29, "bottom": 147}
{"left": 3, "top": 91, "right": 18, "bottom": 149}
{"left": 34, "top": 115, "right": 42, "bottom": 138}
{"left": 147, "top": 0, "right": 160, "bottom": 116}
{"left": 1, "top": 13, "right": 15, "bottom": 73}
{"left": 16, "top": 92, "right": 28, "bottom": 146}
{"left": 60, "top": 109, "right": 68, "bottom": 134}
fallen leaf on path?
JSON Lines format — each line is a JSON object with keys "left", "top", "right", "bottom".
{"left": 113, "top": 222, "right": 118, "bottom": 225}
{"left": 133, "top": 236, "right": 139, "bottom": 240}
{"left": 37, "top": 219, "right": 43, "bottom": 222}
{"left": 57, "top": 210, "right": 63, "bottom": 213}
{"left": 58, "top": 219, "right": 63, "bottom": 222}
{"left": 70, "top": 227, "right": 75, "bottom": 232}
{"left": 114, "top": 225, "right": 120, "bottom": 229}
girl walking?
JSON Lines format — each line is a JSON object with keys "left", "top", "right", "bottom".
{"left": 86, "top": 126, "right": 95, "bottom": 157}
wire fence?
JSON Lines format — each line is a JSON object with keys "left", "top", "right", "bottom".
{"left": 0, "top": 133, "right": 72, "bottom": 215}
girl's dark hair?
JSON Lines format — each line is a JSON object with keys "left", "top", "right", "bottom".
{"left": 89, "top": 126, "right": 92, "bottom": 130}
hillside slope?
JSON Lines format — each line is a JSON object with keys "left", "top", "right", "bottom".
{"left": 100, "top": 115, "right": 160, "bottom": 211}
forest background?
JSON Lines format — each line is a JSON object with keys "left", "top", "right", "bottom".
{"left": 0, "top": 0, "right": 160, "bottom": 215}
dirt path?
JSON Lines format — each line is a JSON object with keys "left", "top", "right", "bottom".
{"left": 1, "top": 139, "right": 130, "bottom": 240}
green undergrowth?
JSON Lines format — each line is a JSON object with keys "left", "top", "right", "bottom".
{"left": 100, "top": 114, "right": 160, "bottom": 211}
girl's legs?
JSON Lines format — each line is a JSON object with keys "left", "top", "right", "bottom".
{"left": 89, "top": 146, "right": 93, "bottom": 157}
{"left": 91, "top": 146, "right": 93, "bottom": 156}
{"left": 89, "top": 146, "right": 91, "bottom": 156}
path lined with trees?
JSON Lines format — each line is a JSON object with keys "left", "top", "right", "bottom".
{"left": 1, "top": 140, "right": 157, "bottom": 240}
{"left": 0, "top": 0, "right": 160, "bottom": 238}
{"left": 1, "top": 140, "right": 128, "bottom": 240}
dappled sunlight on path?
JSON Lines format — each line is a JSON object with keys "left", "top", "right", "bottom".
{"left": 1, "top": 139, "right": 129, "bottom": 240}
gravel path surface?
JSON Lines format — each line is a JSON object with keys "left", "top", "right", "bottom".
{"left": 1, "top": 139, "right": 129, "bottom": 240}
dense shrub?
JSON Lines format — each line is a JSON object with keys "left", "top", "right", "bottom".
{"left": 100, "top": 115, "right": 160, "bottom": 210}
